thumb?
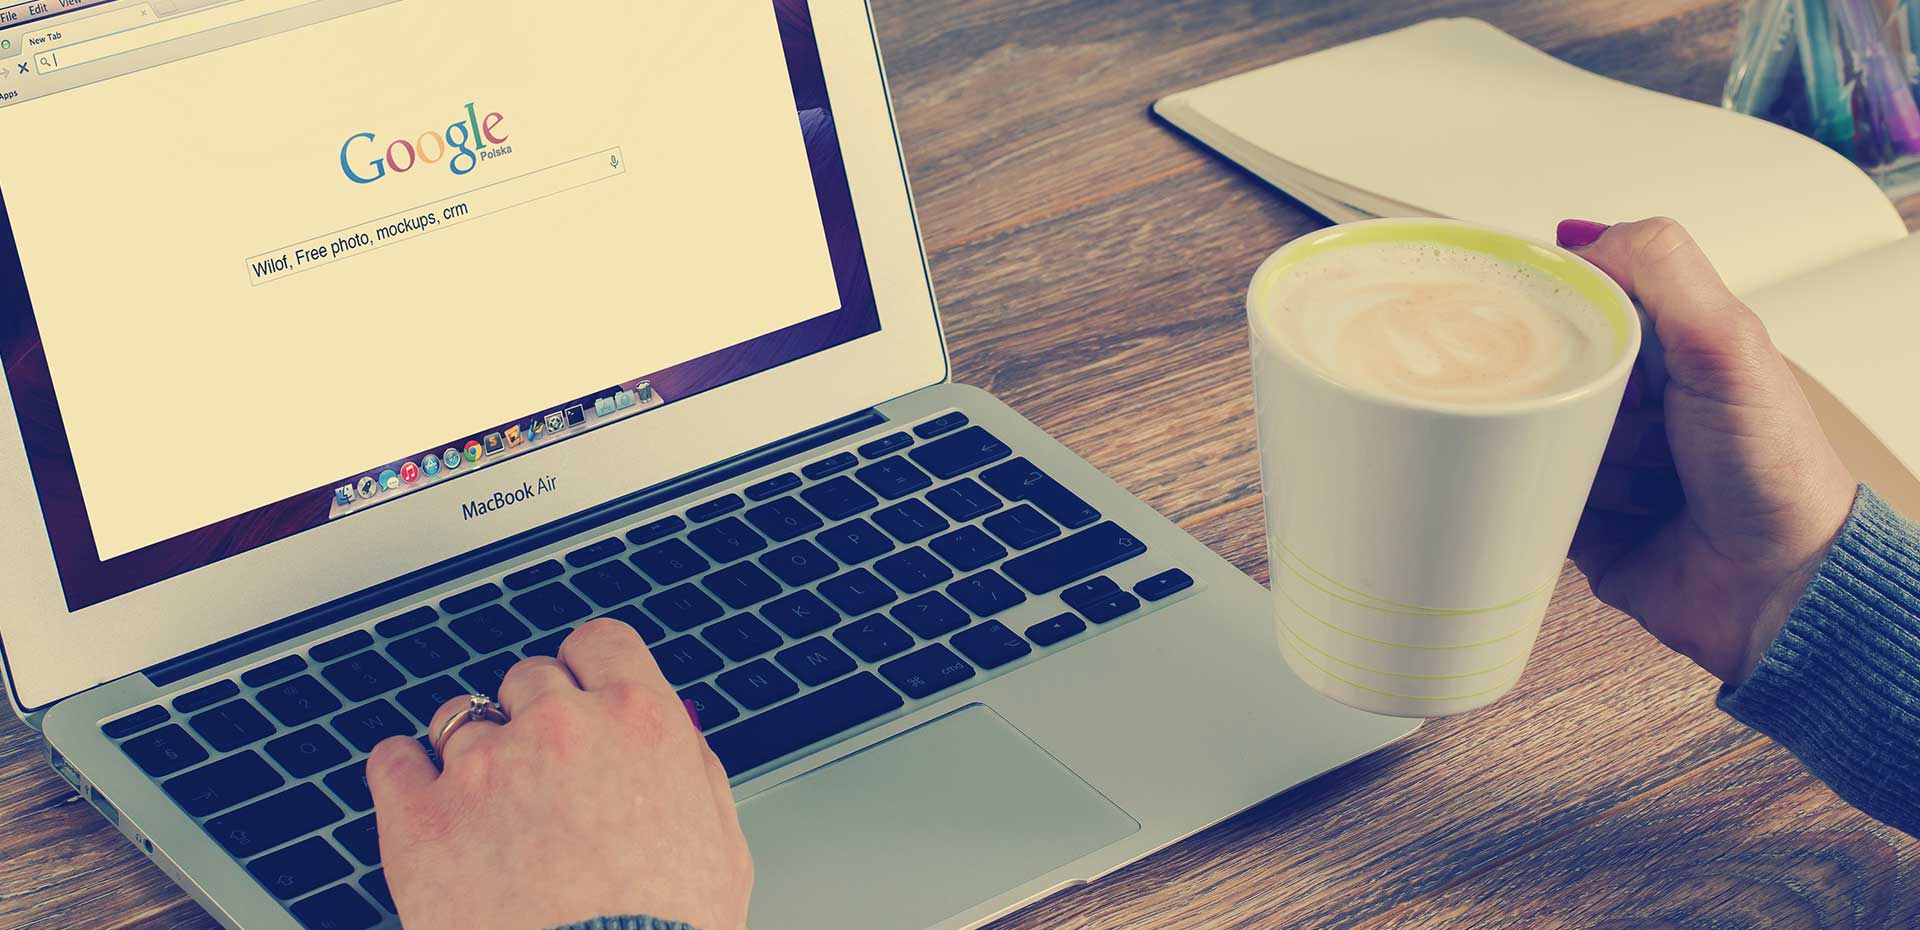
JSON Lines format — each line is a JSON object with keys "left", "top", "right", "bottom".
{"left": 366, "top": 734, "right": 438, "bottom": 811}
{"left": 1556, "top": 216, "right": 1774, "bottom": 400}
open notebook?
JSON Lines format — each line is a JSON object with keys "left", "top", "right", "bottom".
{"left": 1157, "top": 18, "right": 1920, "bottom": 514}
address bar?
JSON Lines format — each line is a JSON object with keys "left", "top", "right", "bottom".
{"left": 34, "top": 0, "right": 318, "bottom": 74}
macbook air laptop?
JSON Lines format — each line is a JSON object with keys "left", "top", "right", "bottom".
{"left": 0, "top": 1, "right": 1417, "bottom": 928}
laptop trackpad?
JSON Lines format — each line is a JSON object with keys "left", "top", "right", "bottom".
{"left": 738, "top": 704, "right": 1139, "bottom": 930}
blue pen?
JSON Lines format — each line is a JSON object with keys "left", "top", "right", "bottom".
{"left": 1797, "top": 0, "right": 1857, "bottom": 158}
{"left": 1726, "top": 0, "right": 1797, "bottom": 114}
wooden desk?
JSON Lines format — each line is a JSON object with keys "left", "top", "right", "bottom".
{"left": 5, "top": 2, "right": 1918, "bottom": 927}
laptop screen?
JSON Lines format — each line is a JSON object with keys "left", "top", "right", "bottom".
{"left": 0, "top": 0, "right": 880, "bottom": 611}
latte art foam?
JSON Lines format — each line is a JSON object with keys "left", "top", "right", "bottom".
{"left": 1264, "top": 241, "right": 1616, "bottom": 404}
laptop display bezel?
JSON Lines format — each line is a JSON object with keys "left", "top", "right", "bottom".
{"left": 0, "top": 0, "right": 947, "bottom": 715}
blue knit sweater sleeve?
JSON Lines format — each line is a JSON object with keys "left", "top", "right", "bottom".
{"left": 547, "top": 918, "right": 698, "bottom": 930}
{"left": 1719, "top": 485, "right": 1920, "bottom": 835}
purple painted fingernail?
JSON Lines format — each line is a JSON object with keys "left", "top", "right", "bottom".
{"left": 1556, "top": 219, "right": 1609, "bottom": 249}
{"left": 683, "top": 699, "right": 700, "bottom": 728}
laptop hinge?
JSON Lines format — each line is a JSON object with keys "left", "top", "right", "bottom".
{"left": 144, "top": 408, "right": 888, "bottom": 687}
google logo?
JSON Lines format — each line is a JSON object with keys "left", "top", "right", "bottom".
{"left": 341, "top": 102, "right": 509, "bottom": 184}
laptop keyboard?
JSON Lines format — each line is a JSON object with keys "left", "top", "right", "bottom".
{"left": 95, "top": 410, "right": 1199, "bottom": 930}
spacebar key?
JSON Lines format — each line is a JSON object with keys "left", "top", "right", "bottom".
{"left": 1002, "top": 522, "right": 1147, "bottom": 594}
{"left": 705, "top": 672, "right": 904, "bottom": 777}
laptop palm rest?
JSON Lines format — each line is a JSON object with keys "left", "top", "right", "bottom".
{"left": 738, "top": 704, "right": 1140, "bottom": 930}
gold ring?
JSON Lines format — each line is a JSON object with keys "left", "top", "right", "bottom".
{"left": 431, "top": 694, "right": 510, "bottom": 762}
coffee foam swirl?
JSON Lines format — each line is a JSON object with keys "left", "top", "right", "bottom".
{"left": 1264, "top": 241, "right": 1615, "bottom": 404}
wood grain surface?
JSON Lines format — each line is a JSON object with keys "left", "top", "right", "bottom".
{"left": 4, "top": 2, "right": 1917, "bottom": 929}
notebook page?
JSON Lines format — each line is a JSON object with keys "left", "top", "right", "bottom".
{"left": 1169, "top": 18, "right": 1907, "bottom": 292}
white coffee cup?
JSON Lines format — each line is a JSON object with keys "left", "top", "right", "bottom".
{"left": 1246, "top": 218, "right": 1639, "bottom": 718}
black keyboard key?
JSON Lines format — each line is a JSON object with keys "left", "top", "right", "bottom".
{"left": 241, "top": 655, "right": 308, "bottom": 689}
{"left": 1136, "top": 568, "right": 1195, "bottom": 601}
{"left": 323, "top": 762, "right": 373, "bottom": 812}
{"left": 310, "top": 631, "right": 372, "bottom": 663}
{"left": 102, "top": 705, "right": 170, "bottom": 739}
{"left": 605, "top": 603, "right": 667, "bottom": 644}
{"left": 645, "top": 583, "right": 726, "bottom": 631}
{"left": 703, "top": 561, "right": 783, "bottom": 610}
{"left": 775, "top": 638, "right": 857, "bottom": 687}
{"left": 173, "top": 680, "right": 239, "bottom": 714}
{"left": 688, "top": 494, "right": 744, "bottom": 522}
{"left": 947, "top": 571, "right": 1028, "bottom": 617}
{"left": 189, "top": 700, "right": 276, "bottom": 753}
{"left": 874, "top": 547, "right": 954, "bottom": 595}
{"left": 459, "top": 653, "right": 520, "bottom": 696}
{"left": 435, "top": 585, "right": 498, "bottom": 618}
{"left": 1025, "top": 613, "right": 1087, "bottom": 647}
{"left": 702, "top": 615, "right": 784, "bottom": 662}
{"left": 321, "top": 652, "right": 406, "bottom": 703}
{"left": 908, "top": 426, "right": 1012, "bottom": 480}
{"left": 331, "top": 700, "right": 413, "bottom": 753}
{"left": 758, "top": 539, "right": 838, "bottom": 586}
{"left": 653, "top": 636, "right": 725, "bottom": 686}
{"left": 983, "top": 505, "right": 1061, "bottom": 550}
{"left": 119, "top": 720, "right": 196, "bottom": 773}
{"left": 247, "top": 836, "right": 353, "bottom": 901}
{"left": 510, "top": 583, "right": 593, "bottom": 630}
{"left": 396, "top": 676, "right": 468, "bottom": 726}
{"left": 833, "top": 615, "right": 916, "bottom": 663}
{"left": 803, "top": 451, "right": 859, "bottom": 480}
{"left": 333, "top": 814, "right": 381, "bottom": 867}
{"left": 1003, "top": 522, "right": 1148, "bottom": 594}
{"left": 815, "top": 518, "right": 894, "bottom": 565}
{"left": 360, "top": 871, "right": 396, "bottom": 914}
{"left": 982, "top": 458, "right": 1099, "bottom": 529}
{"left": 675, "top": 682, "right": 740, "bottom": 732}
{"left": 715, "top": 659, "right": 799, "bottom": 710}
{"left": 889, "top": 591, "right": 971, "bottom": 639}
{"left": 1061, "top": 576, "right": 1122, "bottom": 610}
{"left": 800, "top": 476, "right": 879, "bottom": 521}
{"left": 913, "top": 411, "right": 969, "bottom": 439}
{"left": 448, "top": 604, "right": 532, "bottom": 654}
{"left": 688, "top": 516, "right": 768, "bottom": 563}
{"left": 854, "top": 456, "right": 934, "bottom": 500}
{"left": 927, "top": 478, "right": 1003, "bottom": 522}
{"left": 760, "top": 589, "right": 840, "bottom": 638}
{"left": 951, "top": 620, "right": 1033, "bottom": 670}
{"left": 566, "top": 537, "right": 626, "bottom": 567}
{"left": 384, "top": 628, "right": 470, "bottom": 677}
{"left": 258, "top": 675, "right": 344, "bottom": 727}
{"left": 706, "top": 672, "right": 904, "bottom": 776}
{"left": 1079, "top": 590, "right": 1142, "bottom": 624}
{"left": 879, "top": 644, "right": 976, "bottom": 699}
{"left": 818, "top": 568, "right": 898, "bottom": 615}
{"left": 522, "top": 629, "right": 572, "bottom": 659}
{"left": 873, "top": 499, "right": 950, "bottom": 543}
{"left": 744, "top": 496, "right": 824, "bottom": 542}
{"left": 745, "top": 473, "right": 802, "bottom": 500}
{"left": 928, "top": 525, "right": 1008, "bottom": 572}
{"left": 625, "top": 515, "right": 686, "bottom": 547}
{"left": 266, "top": 725, "right": 351, "bottom": 778}
{"left": 572, "top": 560, "right": 653, "bottom": 609}
{"left": 290, "top": 884, "right": 381, "bottom": 930}
{"left": 206, "top": 783, "right": 343, "bottom": 858}
{"left": 163, "top": 751, "right": 283, "bottom": 817}
{"left": 502, "top": 560, "right": 565, "bottom": 591}
{"left": 631, "top": 538, "right": 711, "bottom": 585}
{"left": 858, "top": 431, "right": 913, "bottom": 459}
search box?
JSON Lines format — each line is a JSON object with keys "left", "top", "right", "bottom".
{"left": 246, "top": 147, "right": 628, "bottom": 285}
{"left": 35, "top": 0, "right": 315, "bottom": 74}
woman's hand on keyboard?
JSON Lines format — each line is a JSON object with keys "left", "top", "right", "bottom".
{"left": 366, "top": 617, "right": 753, "bottom": 930}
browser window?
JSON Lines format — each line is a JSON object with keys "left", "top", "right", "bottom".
{"left": 0, "top": 0, "right": 883, "bottom": 609}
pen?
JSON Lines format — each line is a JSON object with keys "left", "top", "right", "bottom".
{"left": 1725, "top": 0, "right": 1796, "bottom": 114}
{"left": 1833, "top": 0, "right": 1920, "bottom": 156}
{"left": 1797, "top": 0, "right": 1857, "bottom": 157}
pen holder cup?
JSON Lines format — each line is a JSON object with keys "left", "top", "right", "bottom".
{"left": 1725, "top": 0, "right": 1920, "bottom": 199}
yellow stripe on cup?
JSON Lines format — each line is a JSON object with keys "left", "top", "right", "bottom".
{"left": 1250, "top": 218, "right": 1634, "bottom": 357}
{"left": 1274, "top": 540, "right": 1557, "bottom": 617}
{"left": 1276, "top": 628, "right": 1521, "bottom": 704}
{"left": 1272, "top": 579, "right": 1537, "bottom": 650}
{"left": 1275, "top": 612, "right": 1528, "bottom": 680}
